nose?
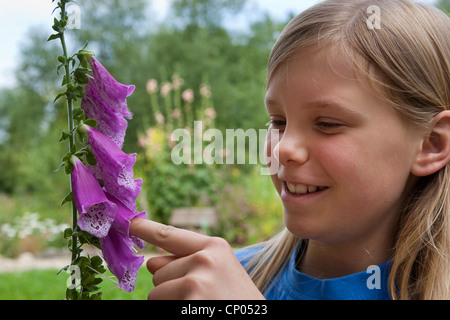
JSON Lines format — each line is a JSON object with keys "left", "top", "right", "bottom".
{"left": 274, "top": 129, "right": 309, "bottom": 167}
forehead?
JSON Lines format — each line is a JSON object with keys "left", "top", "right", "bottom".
{"left": 266, "top": 48, "right": 358, "bottom": 101}
{"left": 267, "top": 44, "right": 381, "bottom": 93}
{"left": 263, "top": 46, "right": 408, "bottom": 128}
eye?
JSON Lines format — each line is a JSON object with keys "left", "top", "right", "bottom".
{"left": 317, "top": 122, "right": 341, "bottom": 129}
{"left": 266, "top": 119, "right": 286, "bottom": 130}
{"left": 315, "top": 120, "right": 344, "bottom": 133}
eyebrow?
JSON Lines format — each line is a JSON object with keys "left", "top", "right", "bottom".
{"left": 306, "top": 100, "right": 366, "bottom": 118}
{"left": 266, "top": 97, "right": 365, "bottom": 118}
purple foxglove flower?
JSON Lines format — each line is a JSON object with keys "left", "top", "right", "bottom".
{"left": 70, "top": 156, "right": 117, "bottom": 238}
{"left": 81, "top": 77, "right": 128, "bottom": 148}
{"left": 100, "top": 226, "right": 144, "bottom": 292}
{"left": 106, "top": 193, "right": 146, "bottom": 250}
{"left": 88, "top": 57, "right": 135, "bottom": 119}
{"left": 81, "top": 125, "right": 143, "bottom": 213}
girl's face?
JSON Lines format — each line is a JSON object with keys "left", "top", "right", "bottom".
{"left": 266, "top": 50, "right": 422, "bottom": 247}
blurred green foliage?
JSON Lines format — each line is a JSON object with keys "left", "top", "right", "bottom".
{"left": 0, "top": 0, "right": 289, "bottom": 254}
{"left": 437, "top": 0, "right": 450, "bottom": 13}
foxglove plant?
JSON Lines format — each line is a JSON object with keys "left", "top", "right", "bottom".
{"left": 101, "top": 193, "right": 145, "bottom": 292}
{"left": 79, "top": 124, "right": 143, "bottom": 214}
{"left": 70, "top": 155, "right": 117, "bottom": 238}
{"left": 88, "top": 57, "right": 135, "bottom": 119}
{"left": 50, "top": 0, "right": 144, "bottom": 299}
{"left": 81, "top": 77, "right": 128, "bottom": 148}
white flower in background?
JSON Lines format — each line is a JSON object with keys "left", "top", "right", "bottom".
{"left": 0, "top": 212, "right": 69, "bottom": 241}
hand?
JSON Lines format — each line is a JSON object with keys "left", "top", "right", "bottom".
{"left": 130, "top": 218, "right": 265, "bottom": 300}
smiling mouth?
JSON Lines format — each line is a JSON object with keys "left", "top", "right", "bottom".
{"left": 285, "top": 182, "right": 328, "bottom": 195}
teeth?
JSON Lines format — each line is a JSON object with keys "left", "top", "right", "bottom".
{"left": 296, "top": 184, "right": 308, "bottom": 194}
{"left": 286, "top": 182, "right": 326, "bottom": 195}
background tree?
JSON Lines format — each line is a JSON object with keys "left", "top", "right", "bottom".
{"left": 437, "top": 0, "right": 450, "bottom": 13}
{"left": 0, "top": 0, "right": 288, "bottom": 247}
{"left": 171, "top": 0, "right": 246, "bottom": 28}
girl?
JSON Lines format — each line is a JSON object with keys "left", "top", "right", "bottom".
{"left": 131, "top": 0, "right": 450, "bottom": 300}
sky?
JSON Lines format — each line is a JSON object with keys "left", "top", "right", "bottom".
{"left": 0, "top": 0, "right": 323, "bottom": 89}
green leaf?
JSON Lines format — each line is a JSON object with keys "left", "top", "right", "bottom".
{"left": 73, "top": 108, "right": 86, "bottom": 122}
{"left": 66, "top": 288, "right": 81, "bottom": 300}
{"left": 75, "top": 73, "right": 89, "bottom": 85}
{"left": 54, "top": 161, "right": 66, "bottom": 173}
{"left": 85, "top": 147, "right": 97, "bottom": 166}
{"left": 65, "top": 161, "right": 74, "bottom": 175}
{"left": 56, "top": 264, "right": 70, "bottom": 276}
{"left": 80, "top": 41, "right": 89, "bottom": 51}
{"left": 74, "top": 149, "right": 88, "bottom": 159}
{"left": 73, "top": 67, "right": 90, "bottom": 85}
{"left": 47, "top": 33, "right": 61, "bottom": 42}
{"left": 62, "top": 151, "right": 72, "bottom": 163}
{"left": 63, "top": 228, "right": 73, "bottom": 239}
{"left": 76, "top": 49, "right": 95, "bottom": 68}
{"left": 56, "top": 63, "right": 65, "bottom": 75}
{"left": 74, "top": 85, "right": 85, "bottom": 99}
{"left": 59, "top": 129, "right": 72, "bottom": 142}
{"left": 54, "top": 91, "right": 66, "bottom": 103}
{"left": 83, "top": 119, "right": 97, "bottom": 128}
{"left": 90, "top": 256, "right": 103, "bottom": 268}
{"left": 74, "top": 256, "right": 91, "bottom": 271}
{"left": 78, "top": 49, "right": 94, "bottom": 57}
{"left": 61, "top": 192, "right": 73, "bottom": 207}
{"left": 52, "top": 19, "right": 62, "bottom": 33}
{"left": 90, "top": 292, "right": 103, "bottom": 300}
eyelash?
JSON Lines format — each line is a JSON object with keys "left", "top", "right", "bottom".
{"left": 316, "top": 121, "right": 343, "bottom": 130}
{"left": 266, "top": 120, "right": 286, "bottom": 130}
{"left": 266, "top": 120, "right": 286, "bottom": 126}
{"left": 266, "top": 119, "right": 344, "bottom": 133}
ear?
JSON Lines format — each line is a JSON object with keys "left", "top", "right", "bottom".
{"left": 412, "top": 110, "right": 450, "bottom": 177}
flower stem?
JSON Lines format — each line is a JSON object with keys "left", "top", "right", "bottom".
{"left": 59, "top": 1, "right": 78, "bottom": 265}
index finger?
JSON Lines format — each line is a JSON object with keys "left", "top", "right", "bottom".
{"left": 129, "top": 218, "right": 210, "bottom": 256}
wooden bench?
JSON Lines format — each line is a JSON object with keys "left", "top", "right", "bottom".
{"left": 169, "top": 207, "right": 217, "bottom": 234}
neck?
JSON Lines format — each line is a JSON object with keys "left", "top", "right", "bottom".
{"left": 297, "top": 238, "right": 393, "bottom": 279}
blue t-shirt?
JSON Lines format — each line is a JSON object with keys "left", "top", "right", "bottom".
{"left": 235, "top": 245, "right": 392, "bottom": 300}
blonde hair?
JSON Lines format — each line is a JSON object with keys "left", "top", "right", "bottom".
{"left": 247, "top": 0, "right": 450, "bottom": 300}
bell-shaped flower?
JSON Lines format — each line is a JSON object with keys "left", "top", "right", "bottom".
{"left": 80, "top": 124, "right": 142, "bottom": 213}
{"left": 106, "top": 193, "right": 146, "bottom": 250}
{"left": 81, "top": 78, "right": 128, "bottom": 148}
{"left": 100, "top": 226, "right": 144, "bottom": 292}
{"left": 88, "top": 57, "right": 135, "bottom": 119}
{"left": 70, "top": 156, "right": 117, "bottom": 238}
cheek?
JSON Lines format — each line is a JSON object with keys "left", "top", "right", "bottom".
{"left": 270, "top": 175, "right": 282, "bottom": 197}
{"left": 318, "top": 135, "right": 414, "bottom": 207}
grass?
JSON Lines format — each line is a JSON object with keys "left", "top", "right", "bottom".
{"left": 0, "top": 267, "right": 154, "bottom": 300}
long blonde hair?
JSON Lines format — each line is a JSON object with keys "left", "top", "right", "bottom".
{"left": 247, "top": 0, "right": 450, "bottom": 300}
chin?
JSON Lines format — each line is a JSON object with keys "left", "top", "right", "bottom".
{"left": 284, "top": 213, "right": 319, "bottom": 240}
